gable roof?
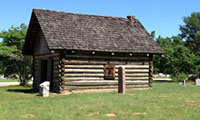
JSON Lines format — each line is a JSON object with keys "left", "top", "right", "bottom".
{"left": 23, "top": 9, "right": 164, "bottom": 55}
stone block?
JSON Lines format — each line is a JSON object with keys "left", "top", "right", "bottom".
{"left": 195, "top": 78, "right": 200, "bottom": 86}
{"left": 39, "top": 81, "right": 50, "bottom": 97}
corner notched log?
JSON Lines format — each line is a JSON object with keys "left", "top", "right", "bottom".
{"left": 149, "top": 54, "right": 153, "bottom": 87}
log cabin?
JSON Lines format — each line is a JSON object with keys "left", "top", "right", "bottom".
{"left": 22, "top": 9, "right": 164, "bottom": 93}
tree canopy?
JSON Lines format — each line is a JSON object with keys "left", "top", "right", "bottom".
{"left": 154, "top": 36, "right": 198, "bottom": 81}
{"left": 0, "top": 24, "right": 32, "bottom": 85}
{"left": 180, "top": 12, "right": 200, "bottom": 56}
{"left": 153, "top": 12, "right": 200, "bottom": 81}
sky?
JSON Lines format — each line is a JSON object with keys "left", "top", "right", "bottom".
{"left": 0, "top": 0, "right": 200, "bottom": 42}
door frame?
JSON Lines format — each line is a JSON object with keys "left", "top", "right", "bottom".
{"left": 38, "top": 57, "right": 53, "bottom": 91}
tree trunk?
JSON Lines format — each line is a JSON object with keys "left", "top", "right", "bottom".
{"left": 176, "top": 72, "right": 180, "bottom": 84}
{"left": 19, "top": 66, "right": 31, "bottom": 86}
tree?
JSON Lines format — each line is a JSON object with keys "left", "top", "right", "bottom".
{"left": 154, "top": 36, "right": 198, "bottom": 82}
{"left": 150, "top": 30, "right": 156, "bottom": 38}
{"left": 0, "top": 61, "right": 4, "bottom": 74}
{"left": 0, "top": 24, "right": 32, "bottom": 85}
{"left": 180, "top": 12, "right": 200, "bottom": 56}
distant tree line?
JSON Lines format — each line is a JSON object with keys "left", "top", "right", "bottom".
{"left": 153, "top": 12, "right": 200, "bottom": 82}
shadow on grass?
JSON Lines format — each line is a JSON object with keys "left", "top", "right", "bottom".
{"left": 7, "top": 89, "right": 38, "bottom": 94}
{"left": 153, "top": 80, "right": 172, "bottom": 83}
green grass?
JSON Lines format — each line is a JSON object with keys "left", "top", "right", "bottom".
{"left": 0, "top": 78, "right": 18, "bottom": 82}
{"left": 0, "top": 82, "right": 200, "bottom": 120}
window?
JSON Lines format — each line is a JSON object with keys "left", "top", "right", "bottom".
{"left": 104, "top": 65, "right": 115, "bottom": 80}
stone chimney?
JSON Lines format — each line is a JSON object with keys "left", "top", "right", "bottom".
{"left": 127, "top": 15, "right": 136, "bottom": 23}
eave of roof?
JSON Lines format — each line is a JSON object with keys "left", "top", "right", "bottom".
{"left": 23, "top": 9, "right": 164, "bottom": 55}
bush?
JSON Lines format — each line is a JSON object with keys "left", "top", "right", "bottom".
{"left": 172, "top": 73, "right": 188, "bottom": 82}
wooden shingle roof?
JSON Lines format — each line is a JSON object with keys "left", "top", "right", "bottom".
{"left": 23, "top": 9, "right": 164, "bottom": 55}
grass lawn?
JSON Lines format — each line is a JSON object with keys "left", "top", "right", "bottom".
{"left": 0, "top": 82, "right": 200, "bottom": 120}
{"left": 0, "top": 78, "right": 18, "bottom": 82}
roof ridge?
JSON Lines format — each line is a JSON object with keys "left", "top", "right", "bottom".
{"left": 33, "top": 8, "right": 132, "bottom": 20}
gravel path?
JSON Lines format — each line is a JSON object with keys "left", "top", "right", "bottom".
{"left": 153, "top": 78, "right": 172, "bottom": 81}
{"left": 0, "top": 82, "right": 33, "bottom": 87}
{"left": 0, "top": 82, "right": 20, "bottom": 87}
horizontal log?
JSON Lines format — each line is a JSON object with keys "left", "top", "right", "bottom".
{"left": 108, "top": 61, "right": 149, "bottom": 65}
{"left": 116, "top": 69, "right": 149, "bottom": 73}
{"left": 63, "top": 77, "right": 104, "bottom": 81}
{"left": 65, "top": 60, "right": 107, "bottom": 65}
{"left": 67, "top": 80, "right": 149, "bottom": 83}
{"left": 64, "top": 73, "right": 104, "bottom": 77}
{"left": 119, "top": 73, "right": 149, "bottom": 77}
{"left": 63, "top": 85, "right": 149, "bottom": 90}
{"left": 64, "top": 65, "right": 104, "bottom": 69}
{"left": 120, "top": 79, "right": 149, "bottom": 81}
{"left": 64, "top": 60, "right": 149, "bottom": 65}
{"left": 125, "top": 77, "right": 149, "bottom": 80}
{"left": 64, "top": 86, "right": 117, "bottom": 90}
{"left": 62, "top": 76, "right": 148, "bottom": 80}
{"left": 62, "top": 79, "right": 149, "bottom": 82}
{"left": 64, "top": 69, "right": 149, "bottom": 73}
{"left": 65, "top": 55, "right": 149, "bottom": 61}
{"left": 62, "top": 78, "right": 149, "bottom": 82}
{"left": 64, "top": 65, "right": 149, "bottom": 69}
{"left": 63, "top": 73, "right": 149, "bottom": 77}
{"left": 115, "top": 65, "right": 149, "bottom": 69}
{"left": 64, "top": 69, "right": 104, "bottom": 73}
{"left": 63, "top": 80, "right": 148, "bottom": 86}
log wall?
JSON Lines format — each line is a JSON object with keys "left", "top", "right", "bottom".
{"left": 60, "top": 55, "right": 151, "bottom": 92}
{"left": 33, "top": 52, "right": 60, "bottom": 92}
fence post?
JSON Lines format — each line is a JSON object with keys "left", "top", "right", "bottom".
{"left": 118, "top": 67, "right": 126, "bottom": 94}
